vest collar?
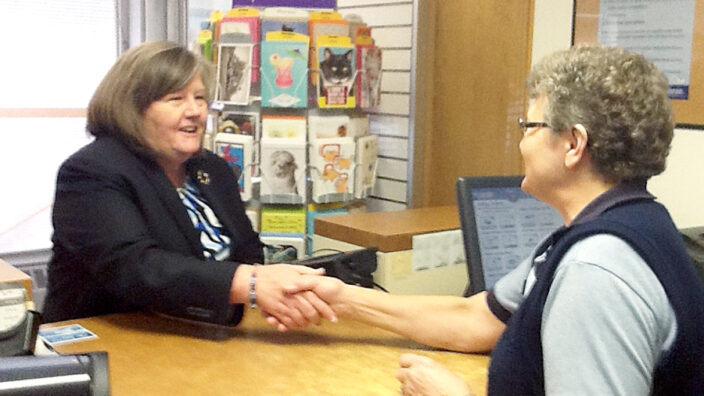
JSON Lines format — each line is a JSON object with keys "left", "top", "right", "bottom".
{"left": 570, "top": 179, "right": 654, "bottom": 226}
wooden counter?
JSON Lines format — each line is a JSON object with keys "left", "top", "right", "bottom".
{"left": 44, "top": 311, "right": 489, "bottom": 395}
{"left": 0, "top": 258, "right": 33, "bottom": 300}
{"left": 314, "top": 205, "right": 460, "bottom": 252}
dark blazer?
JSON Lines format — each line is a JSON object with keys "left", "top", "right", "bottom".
{"left": 43, "top": 136, "right": 263, "bottom": 325}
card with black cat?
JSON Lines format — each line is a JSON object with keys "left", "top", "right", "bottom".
{"left": 316, "top": 35, "right": 357, "bottom": 108}
{"left": 308, "top": 11, "right": 349, "bottom": 86}
{"left": 261, "top": 7, "right": 309, "bottom": 37}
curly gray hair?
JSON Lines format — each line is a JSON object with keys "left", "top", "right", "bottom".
{"left": 527, "top": 44, "right": 673, "bottom": 182}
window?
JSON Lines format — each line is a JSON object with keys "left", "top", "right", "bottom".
{"left": 0, "top": 0, "right": 117, "bottom": 252}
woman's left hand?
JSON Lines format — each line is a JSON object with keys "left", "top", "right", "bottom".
{"left": 396, "top": 353, "right": 473, "bottom": 396}
{"left": 254, "top": 264, "right": 336, "bottom": 330}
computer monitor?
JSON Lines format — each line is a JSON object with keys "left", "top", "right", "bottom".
{"left": 456, "top": 176, "right": 564, "bottom": 296}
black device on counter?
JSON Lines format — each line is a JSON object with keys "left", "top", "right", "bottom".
{"left": 296, "top": 247, "right": 378, "bottom": 288}
{"left": 0, "top": 282, "right": 41, "bottom": 357}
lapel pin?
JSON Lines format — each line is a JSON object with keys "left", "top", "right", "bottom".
{"left": 197, "top": 170, "right": 210, "bottom": 185}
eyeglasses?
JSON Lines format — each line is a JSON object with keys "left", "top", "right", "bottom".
{"left": 517, "top": 117, "right": 550, "bottom": 135}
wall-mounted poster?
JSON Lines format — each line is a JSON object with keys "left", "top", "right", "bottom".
{"left": 595, "top": 0, "right": 695, "bottom": 100}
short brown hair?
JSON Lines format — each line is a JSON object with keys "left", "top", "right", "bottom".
{"left": 527, "top": 44, "right": 674, "bottom": 182}
{"left": 87, "top": 41, "right": 215, "bottom": 151}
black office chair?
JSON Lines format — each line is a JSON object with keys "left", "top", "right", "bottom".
{"left": 681, "top": 227, "right": 704, "bottom": 284}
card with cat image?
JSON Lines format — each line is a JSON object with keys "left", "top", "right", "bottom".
{"left": 261, "top": 115, "right": 307, "bottom": 140}
{"left": 310, "top": 137, "right": 355, "bottom": 203}
{"left": 214, "top": 133, "right": 254, "bottom": 201}
{"left": 216, "top": 43, "right": 254, "bottom": 105}
{"left": 308, "top": 11, "right": 348, "bottom": 86}
{"left": 357, "top": 46, "right": 382, "bottom": 109}
{"left": 218, "top": 8, "right": 260, "bottom": 82}
{"left": 308, "top": 114, "right": 350, "bottom": 140}
{"left": 354, "top": 134, "right": 378, "bottom": 199}
{"left": 261, "top": 7, "right": 309, "bottom": 36}
{"left": 260, "top": 138, "right": 307, "bottom": 204}
{"left": 316, "top": 35, "right": 357, "bottom": 108}
{"left": 261, "top": 32, "right": 309, "bottom": 108}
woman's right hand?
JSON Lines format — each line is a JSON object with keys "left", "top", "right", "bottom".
{"left": 265, "top": 274, "right": 347, "bottom": 331}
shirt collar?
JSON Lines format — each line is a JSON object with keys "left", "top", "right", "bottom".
{"left": 570, "top": 178, "right": 655, "bottom": 226}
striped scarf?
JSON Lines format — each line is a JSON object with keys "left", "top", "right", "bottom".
{"left": 177, "top": 179, "right": 231, "bottom": 261}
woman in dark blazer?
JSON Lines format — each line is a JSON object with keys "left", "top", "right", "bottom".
{"left": 43, "top": 41, "right": 334, "bottom": 329}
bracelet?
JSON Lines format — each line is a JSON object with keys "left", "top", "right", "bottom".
{"left": 248, "top": 265, "right": 259, "bottom": 309}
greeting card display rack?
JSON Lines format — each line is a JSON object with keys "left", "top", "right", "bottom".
{"left": 195, "top": 6, "right": 383, "bottom": 258}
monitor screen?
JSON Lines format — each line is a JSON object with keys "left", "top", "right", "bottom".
{"left": 471, "top": 186, "right": 563, "bottom": 289}
{"left": 457, "top": 176, "right": 564, "bottom": 295}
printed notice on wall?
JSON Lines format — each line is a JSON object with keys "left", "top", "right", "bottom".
{"left": 597, "top": 0, "right": 695, "bottom": 100}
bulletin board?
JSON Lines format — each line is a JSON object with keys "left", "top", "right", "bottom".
{"left": 573, "top": 0, "right": 704, "bottom": 127}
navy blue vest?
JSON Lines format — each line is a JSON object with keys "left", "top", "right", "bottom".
{"left": 488, "top": 200, "right": 704, "bottom": 395}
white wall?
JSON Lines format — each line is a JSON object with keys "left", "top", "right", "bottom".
{"left": 531, "top": 0, "right": 573, "bottom": 66}
{"left": 337, "top": 0, "right": 415, "bottom": 212}
{"left": 533, "top": 0, "right": 704, "bottom": 229}
{"left": 649, "top": 128, "right": 704, "bottom": 228}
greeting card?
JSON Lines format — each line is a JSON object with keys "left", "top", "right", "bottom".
{"left": 217, "top": 111, "right": 260, "bottom": 175}
{"left": 260, "top": 234, "right": 306, "bottom": 262}
{"left": 316, "top": 35, "right": 356, "bottom": 108}
{"left": 260, "top": 138, "right": 307, "bottom": 204}
{"left": 216, "top": 42, "right": 254, "bottom": 105}
{"left": 214, "top": 133, "right": 254, "bottom": 201}
{"left": 347, "top": 113, "right": 370, "bottom": 139}
{"left": 261, "top": 115, "right": 306, "bottom": 140}
{"left": 260, "top": 207, "right": 307, "bottom": 234}
{"left": 260, "top": 32, "right": 309, "bottom": 108}
{"left": 354, "top": 134, "right": 378, "bottom": 199}
{"left": 310, "top": 137, "right": 355, "bottom": 203}
{"left": 306, "top": 203, "right": 348, "bottom": 254}
{"left": 308, "top": 11, "right": 348, "bottom": 86}
{"left": 356, "top": 45, "right": 382, "bottom": 109}
{"left": 219, "top": 8, "right": 260, "bottom": 82}
{"left": 261, "top": 7, "right": 309, "bottom": 36}
{"left": 308, "top": 114, "right": 350, "bottom": 140}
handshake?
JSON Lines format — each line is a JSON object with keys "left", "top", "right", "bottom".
{"left": 234, "top": 248, "right": 377, "bottom": 331}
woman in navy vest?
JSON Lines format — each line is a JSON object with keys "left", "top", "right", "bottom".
{"left": 285, "top": 44, "right": 704, "bottom": 395}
